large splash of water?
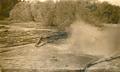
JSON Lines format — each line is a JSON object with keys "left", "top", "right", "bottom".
{"left": 67, "top": 20, "right": 120, "bottom": 57}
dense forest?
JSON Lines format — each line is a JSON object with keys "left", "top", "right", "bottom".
{"left": 1, "top": 0, "right": 120, "bottom": 26}
{"left": 0, "top": 0, "right": 18, "bottom": 19}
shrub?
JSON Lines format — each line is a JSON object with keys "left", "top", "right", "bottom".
{"left": 52, "top": 1, "right": 76, "bottom": 30}
{"left": 94, "top": 2, "right": 120, "bottom": 24}
{"left": 9, "top": 2, "right": 33, "bottom": 21}
{"left": 30, "top": 1, "right": 55, "bottom": 26}
{"left": 9, "top": 0, "right": 120, "bottom": 27}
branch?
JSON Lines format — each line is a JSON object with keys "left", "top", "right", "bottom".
{"left": 81, "top": 55, "right": 120, "bottom": 72}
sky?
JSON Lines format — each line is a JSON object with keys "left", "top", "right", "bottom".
{"left": 21, "top": 0, "right": 60, "bottom": 2}
{"left": 22, "top": 0, "right": 120, "bottom": 6}
{"left": 98, "top": 0, "right": 120, "bottom": 6}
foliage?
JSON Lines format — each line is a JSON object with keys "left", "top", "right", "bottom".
{"left": 9, "top": 0, "right": 120, "bottom": 28}
{"left": 9, "top": 2, "right": 33, "bottom": 21}
{"left": 94, "top": 2, "right": 120, "bottom": 24}
{"left": 53, "top": 1, "right": 76, "bottom": 30}
{"left": 0, "top": 0, "right": 18, "bottom": 19}
{"left": 30, "top": 1, "right": 55, "bottom": 25}
{"left": 76, "top": 1, "right": 120, "bottom": 25}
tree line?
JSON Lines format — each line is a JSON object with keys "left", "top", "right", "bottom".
{"left": 2, "top": 0, "right": 120, "bottom": 26}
